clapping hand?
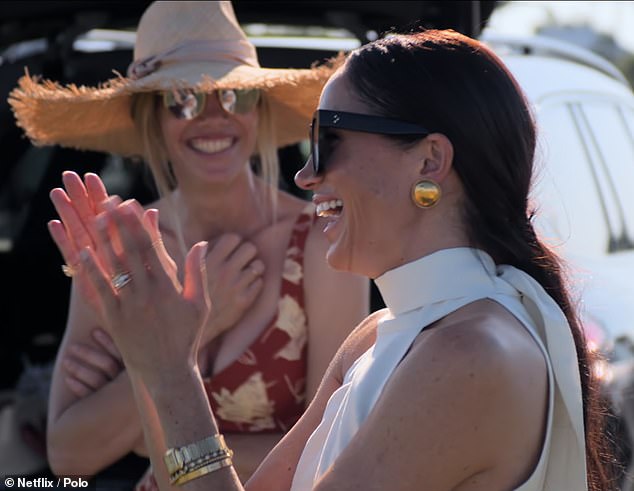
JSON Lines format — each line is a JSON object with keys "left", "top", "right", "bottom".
{"left": 49, "top": 171, "right": 178, "bottom": 307}
{"left": 77, "top": 200, "right": 211, "bottom": 387}
{"left": 48, "top": 171, "right": 119, "bottom": 307}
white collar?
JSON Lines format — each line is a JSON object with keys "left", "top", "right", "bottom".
{"left": 374, "top": 247, "right": 499, "bottom": 317}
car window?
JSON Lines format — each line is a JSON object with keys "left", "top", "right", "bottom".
{"left": 583, "top": 102, "right": 634, "bottom": 248}
{"left": 531, "top": 93, "right": 634, "bottom": 257}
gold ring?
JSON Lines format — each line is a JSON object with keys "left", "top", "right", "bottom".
{"left": 111, "top": 271, "right": 133, "bottom": 290}
{"left": 61, "top": 264, "right": 77, "bottom": 278}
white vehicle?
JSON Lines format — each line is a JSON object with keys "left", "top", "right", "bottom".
{"left": 482, "top": 32, "right": 634, "bottom": 353}
{"left": 482, "top": 31, "right": 634, "bottom": 488}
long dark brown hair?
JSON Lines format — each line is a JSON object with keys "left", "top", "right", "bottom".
{"left": 345, "top": 29, "right": 616, "bottom": 490}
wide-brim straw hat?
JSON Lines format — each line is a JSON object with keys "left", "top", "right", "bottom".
{"left": 9, "top": 1, "right": 342, "bottom": 158}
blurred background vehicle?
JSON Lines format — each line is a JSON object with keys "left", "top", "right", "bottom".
{"left": 2, "top": 1, "right": 634, "bottom": 488}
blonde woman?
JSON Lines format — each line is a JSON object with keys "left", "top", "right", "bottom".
{"left": 9, "top": 1, "right": 368, "bottom": 488}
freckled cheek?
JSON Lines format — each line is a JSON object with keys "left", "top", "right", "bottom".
{"left": 342, "top": 181, "right": 383, "bottom": 244}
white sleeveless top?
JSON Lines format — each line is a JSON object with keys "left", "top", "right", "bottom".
{"left": 290, "top": 247, "right": 587, "bottom": 491}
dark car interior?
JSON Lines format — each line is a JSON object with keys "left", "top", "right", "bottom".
{"left": 0, "top": 1, "right": 496, "bottom": 486}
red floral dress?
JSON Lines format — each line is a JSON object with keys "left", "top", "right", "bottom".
{"left": 136, "top": 204, "right": 314, "bottom": 490}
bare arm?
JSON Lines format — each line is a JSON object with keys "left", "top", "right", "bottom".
{"left": 303, "top": 218, "right": 370, "bottom": 401}
{"left": 246, "top": 311, "right": 380, "bottom": 491}
{"left": 222, "top": 434, "right": 284, "bottom": 482}
{"left": 47, "top": 283, "right": 143, "bottom": 476}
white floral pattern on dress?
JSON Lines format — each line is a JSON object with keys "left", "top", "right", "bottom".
{"left": 282, "top": 255, "right": 303, "bottom": 284}
{"left": 211, "top": 372, "right": 276, "bottom": 430}
{"left": 274, "top": 294, "right": 307, "bottom": 361}
{"left": 284, "top": 374, "right": 306, "bottom": 405}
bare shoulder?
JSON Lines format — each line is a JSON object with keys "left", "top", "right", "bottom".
{"left": 330, "top": 309, "right": 387, "bottom": 383}
{"left": 391, "top": 299, "right": 548, "bottom": 485}
{"left": 402, "top": 299, "right": 548, "bottom": 412}
{"left": 415, "top": 298, "right": 546, "bottom": 375}
{"left": 316, "top": 300, "right": 550, "bottom": 490}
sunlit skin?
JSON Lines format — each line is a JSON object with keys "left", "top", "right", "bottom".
{"left": 295, "top": 67, "right": 469, "bottom": 279}
{"left": 160, "top": 91, "right": 259, "bottom": 187}
{"left": 153, "top": 93, "right": 276, "bottom": 259}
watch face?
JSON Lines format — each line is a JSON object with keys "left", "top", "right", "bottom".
{"left": 164, "top": 449, "right": 183, "bottom": 474}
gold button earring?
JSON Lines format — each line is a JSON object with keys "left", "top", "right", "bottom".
{"left": 411, "top": 179, "right": 441, "bottom": 208}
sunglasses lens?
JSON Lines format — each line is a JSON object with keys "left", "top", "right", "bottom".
{"left": 163, "top": 89, "right": 205, "bottom": 120}
{"left": 310, "top": 118, "right": 319, "bottom": 174}
{"left": 218, "top": 89, "right": 261, "bottom": 114}
{"left": 317, "top": 129, "right": 333, "bottom": 175}
{"left": 310, "top": 113, "right": 335, "bottom": 175}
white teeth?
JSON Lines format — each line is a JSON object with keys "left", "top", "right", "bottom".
{"left": 316, "top": 199, "right": 344, "bottom": 217}
{"left": 190, "top": 137, "right": 233, "bottom": 154}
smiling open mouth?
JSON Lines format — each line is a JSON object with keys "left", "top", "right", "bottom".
{"left": 316, "top": 199, "right": 344, "bottom": 217}
{"left": 190, "top": 137, "right": 233, "bottom": 154}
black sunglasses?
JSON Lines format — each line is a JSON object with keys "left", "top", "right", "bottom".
{"left": 310, "top": 110, "right": 431, "bottom": 174}
{"left": 162, "top": 88, "right": 261, "bottom": 120}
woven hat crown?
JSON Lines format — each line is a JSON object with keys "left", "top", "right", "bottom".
{"left": 134, "top": 1, "right": 258, "bottom": 68}
{"left": 128, "top": 1, "right": 260, "bottom": 78}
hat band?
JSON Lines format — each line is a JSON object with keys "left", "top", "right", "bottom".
{"left": 127, "top": 39, "right": 259, "bottom": 80}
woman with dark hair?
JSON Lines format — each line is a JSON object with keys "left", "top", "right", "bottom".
{"left": 53, "top": 29, "right": 613, "bottom": 490}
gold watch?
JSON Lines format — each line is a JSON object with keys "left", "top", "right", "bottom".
{"left": 164, "top": 434, "right": 233, "bottom": 477}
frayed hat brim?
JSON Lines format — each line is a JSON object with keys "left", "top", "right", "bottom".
{"left": 9, "top": 55, "right": 344, "bottom": 157}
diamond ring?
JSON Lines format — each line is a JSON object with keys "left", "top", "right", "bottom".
{"left": 111, "top": 271, "right": 132, "bottom": 290}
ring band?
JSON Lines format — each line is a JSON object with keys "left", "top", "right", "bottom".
{"left": 62, "top": 264, "right": 77, "bottom": 278}
{"left": 111, "top": 271, "right": 133, "bottom": 290}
